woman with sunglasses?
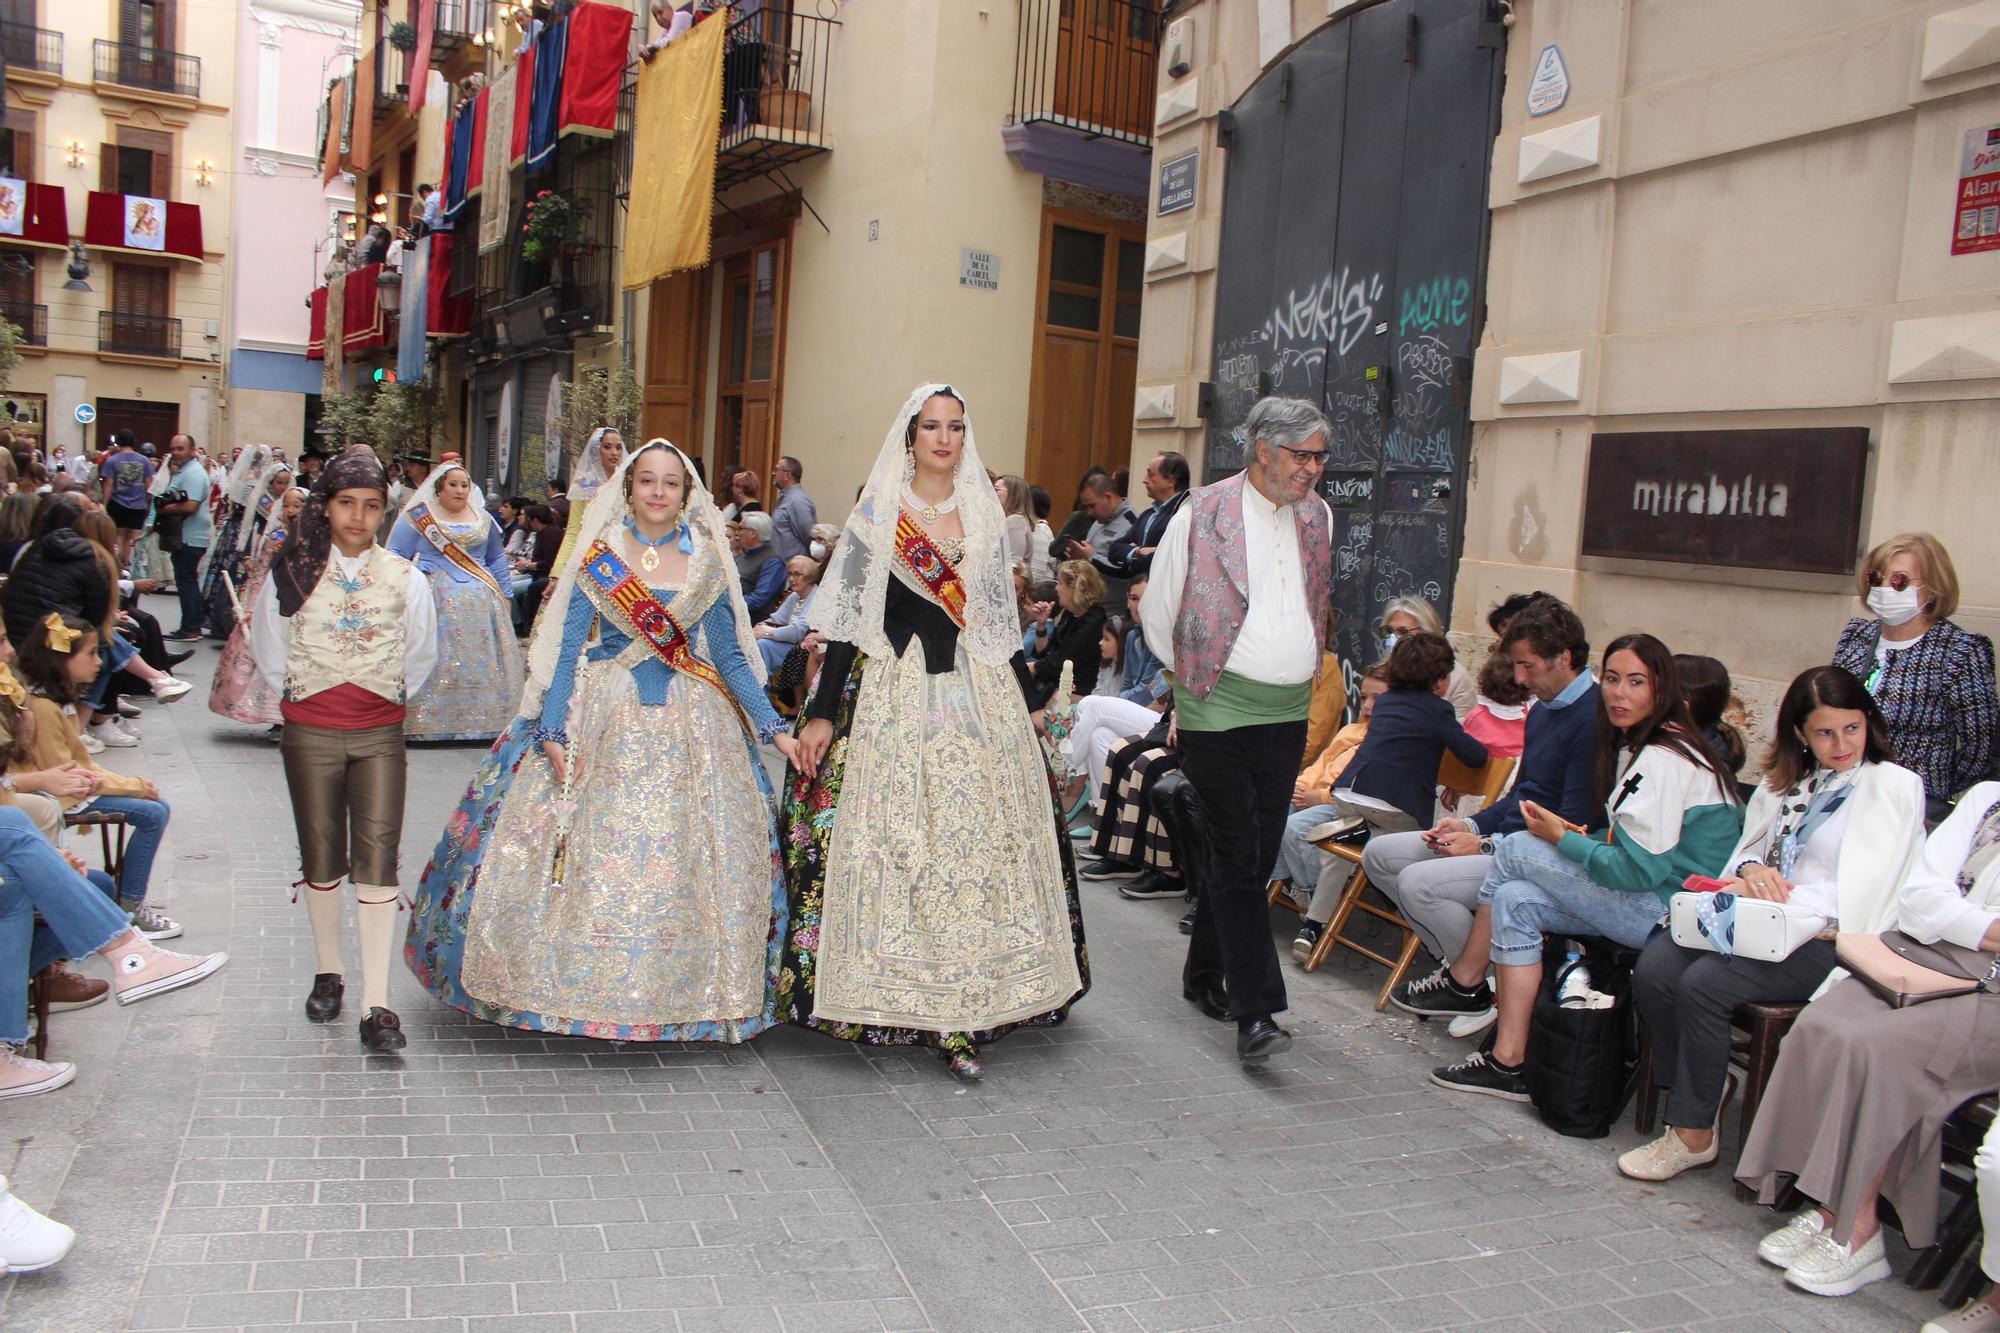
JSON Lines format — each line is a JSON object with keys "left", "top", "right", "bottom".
{"left": 1832, "top": 533, "right": 1996, "bottom": 822}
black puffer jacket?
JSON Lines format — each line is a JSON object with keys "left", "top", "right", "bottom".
{"left": 3, "top": 528, "right": 112, "bottom": 649}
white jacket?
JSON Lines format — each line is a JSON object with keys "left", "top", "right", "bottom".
{"left": 1899, "top": 779, "right": 2000, "bottom": 950}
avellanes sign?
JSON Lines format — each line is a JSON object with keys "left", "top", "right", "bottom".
{"left": 1580, "top": 428, "right": 1869, "bottom": 575}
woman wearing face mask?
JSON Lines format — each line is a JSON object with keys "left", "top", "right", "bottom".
{"left": 1377, "top": 595, "right": 1475, "bottom": 720}
{"left": 1832, "top": 533, "right": 1996, "bottom": 822}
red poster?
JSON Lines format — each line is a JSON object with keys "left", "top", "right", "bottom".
{"left": 1952, "top": 122, "right": 2000, "bottom": 256}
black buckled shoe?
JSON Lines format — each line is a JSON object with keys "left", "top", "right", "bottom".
{"left": 304, "top": 973, "right": 343, "bottom": 1023}
{"left": 1182, "top": 983, "right": 1232, "bottom": 1023}
{"left": 359, "top": 1007, "right": 407, "bottom": 1053}
{"left": 1237, "top": 1018, "right": 1293, "bottom": 1064}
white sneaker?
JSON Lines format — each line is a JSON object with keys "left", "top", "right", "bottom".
{"left": 1924, "top": 1297, "right": 2000, "bottom": 1333}
{"left": 1615, "top": 1128, "right": 1719, "bottom": 1182}
{"left": 79, "top": 730, "right": 104, "bottom": 755}
{"left": 1757, "top": 1209, "right": 1827, "bottom": 1267}
{"left": 110, "top": 939, "right": 227, "bottom": 1005}
{"left": 115, "top": 699, "right": 142, "bottom": 719}
{"left": 149, "top": 675, "right": 192, "bottom": 703}
{"left": 0, "top": 1175, "right": 75, "bottom": 1272}
{"left": 122, "top": 900, "right": 183, "bottom": 941}
{"left": 92, "top": 718, "right": 140, "bottom": 748}
{"left": 1447, "top": 1006, "right": 1497, "bottom": 1039}
{"left": 1782, "top": 1229, "right": 1891, "bottom": 1297}
{"left": 0, "top": 1049, "right": 76, "bottom": 1101}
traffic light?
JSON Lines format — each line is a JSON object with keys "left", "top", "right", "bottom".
{"left": 373, "top": 368, "right": 397, "bottom": 385}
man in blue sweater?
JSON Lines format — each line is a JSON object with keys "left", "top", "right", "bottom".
{"left": 1370, "top": 600, "right": 1603, "bottom": 1036}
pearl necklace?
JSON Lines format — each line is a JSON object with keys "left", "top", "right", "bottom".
{"left": 901, "top": 484, "right": 958, "bottom": 524}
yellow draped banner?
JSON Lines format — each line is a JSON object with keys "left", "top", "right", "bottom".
{"left": 622, "top": 16, "right": 725, "bottom": 289}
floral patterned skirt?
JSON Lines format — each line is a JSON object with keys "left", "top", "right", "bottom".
{"left": 200, "top": 517, "right": 250, "bottom": 639}
{"left": 777, "top": 648, "right": 1088, "bottom": 1057}
{"left": 208, "top": 564, "right": 282, "bottom": 726}
{"left": 403, "top": 667, "right": 786, "bottom": 1042}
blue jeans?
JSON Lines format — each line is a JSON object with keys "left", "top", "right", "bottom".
{"left": 86, "top": 633, "right": 140, "bottom": 710}
{"left": 1477, "top": 831, "right": 1665, "bottom": 967}
{"left": 86, "top": 795, "right": 169, "bottom": 903}
{"left": 171, "top": 544, "right": 206, "bottom": 633}
{"left": 0, "top": 807, "right": 132, "bottom": 1043}
{"left": 1272, "top": 803, "right": 1338, "bottom": 890}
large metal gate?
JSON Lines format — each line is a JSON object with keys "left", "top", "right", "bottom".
{"left": 1206, "top": 0, "right": 1505, "bottom": 702}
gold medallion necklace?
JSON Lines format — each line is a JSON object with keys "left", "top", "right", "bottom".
{"left": 626, "top": 519, "right": 677, "bottom": 574}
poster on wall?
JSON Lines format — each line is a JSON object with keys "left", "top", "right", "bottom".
{"left": 0, "top": 179, "right": 23, "bottom": 236}
{"left": 1, "top": 393, "right": 46, "bottom": 451}
{"left": 123, "top": 195, "right": 167, "bottom": 251}
{"left": 1953, "top": 122, "right": 2000, "bottom": 256}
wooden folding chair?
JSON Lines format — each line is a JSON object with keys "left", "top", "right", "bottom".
{"left": 63, "top": 808, "right": 132, "bottom": 899}
{"left": 1304, "top": 752, "right": 1516, "bottom": 1009}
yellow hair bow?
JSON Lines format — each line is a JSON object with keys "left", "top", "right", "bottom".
{"left": 41, "top": 613, "right": 80, "bottom": 654}
{"left": 0, "top": 663, "right": 25, "bottom": 709}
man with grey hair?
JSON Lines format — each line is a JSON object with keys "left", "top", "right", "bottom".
{"left": 770, "top": 454, "right": 818, "bottom": 562}
{"left": 1138, "top": 396, "right": 1335, "bottom": 1064}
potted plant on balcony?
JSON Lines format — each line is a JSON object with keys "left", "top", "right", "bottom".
{"left": 387, "top": 21, "right": 419, "bottom": 52}
{"left": 520, "top": 190, "right": 592, "bottom": 266}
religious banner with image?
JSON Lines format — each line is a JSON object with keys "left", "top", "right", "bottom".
{"left": 124, "top": 195, "right": 167, "bottom": 251}
{"left": 0, "top": 178, "right": 23, "bottom": 237}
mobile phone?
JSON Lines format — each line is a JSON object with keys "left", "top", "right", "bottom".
{"left": 1682, "top": 875, "right": 1732, "bottom": 894}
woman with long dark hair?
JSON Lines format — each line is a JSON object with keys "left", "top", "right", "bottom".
{"left": 1429, "top": 633, "right": 1745, "bottom": 1102}
{"left": 1620, "top": 666, "right": 1925, "bottom": 1182}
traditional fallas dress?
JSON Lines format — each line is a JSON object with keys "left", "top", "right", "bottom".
{"left": 779, "top": 384, "right": 1088, "bottom": 1066}
{"left": 405, "top": 442, "right": 789, "bottom": 1042}
{"left": 207, "top": 518, "right": 290, "bottom": 726}
{"left": 386, "top": 473, "right": 526, "bottom": 741}
{"left": 200, "top": 446, "right": 283, "bottom": 640}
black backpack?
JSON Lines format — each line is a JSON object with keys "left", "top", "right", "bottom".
{"left": 1524, "top": 937, "right": 1640, "bottom": 1139}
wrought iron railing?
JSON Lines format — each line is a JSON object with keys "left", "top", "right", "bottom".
{"left": 0, "top": 22, "right": 62, "bottom": 76}
{"left": 434, "top": 0, "right": 480, "bottom": 45}
{"left": 93, "top": 39, "right": 202, "bottom": 99}
{"left": 715, "top": 4, "right": 840, "bottom": 188}
{"left": 1009, "top": 0, "right": 1159, "bottom": 147}
{"left": 374, "top": 35, "right": 413, "bottom": 105}
{"left": 98, "top": 311, "right": 180, "bottom": 358}
{"left": 0, "top": 302, "right": 47, "bottom": 348}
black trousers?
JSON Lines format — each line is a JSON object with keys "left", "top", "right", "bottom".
{"left": 1632, "top": 934, "right": 1838, "bottom": 1129}
{"left": 1178, "top": 719, "right": 1307, "bottom": 1020}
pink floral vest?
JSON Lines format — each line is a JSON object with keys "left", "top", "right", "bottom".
{"left": 1171, "top": 472, "right": 1333, "bottom": 698}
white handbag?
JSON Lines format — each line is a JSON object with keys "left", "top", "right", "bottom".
{"left": 1667, "top": 891, "right": 1829, "bottom": 963}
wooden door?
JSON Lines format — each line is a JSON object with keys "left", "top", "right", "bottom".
{"left": 1052, "top": 0, "right": 1158, "bottom": 139}
{"left": 1026, "top": 208, "right": 1144, "bottom": 495}
{"left": 643, "top": 267, "right": 709, "bottom": 465}
{"left": 715, "top": 234, "right": 788, "bottom": 486}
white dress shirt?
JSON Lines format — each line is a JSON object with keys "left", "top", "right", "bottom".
{"left": 249, "top": 549, "right": 439, "bottom": 697}
{"left": 1139, "top": 480, "right": 1331, "bottom": 688}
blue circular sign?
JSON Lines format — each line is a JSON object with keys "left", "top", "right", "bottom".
{"left": 74, "top": 403, "right": 96, "bottom": 425}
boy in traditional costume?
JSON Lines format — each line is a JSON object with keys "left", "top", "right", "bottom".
{"left": 251, "top": 447, "right": 436, "bottom": 1051}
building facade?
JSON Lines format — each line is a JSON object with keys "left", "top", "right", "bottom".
{"left": 0, "top": 0, "right": 237, "bottom": 458}
{"left": 1134, "top": 0, "right": 2000, "bottom": 734}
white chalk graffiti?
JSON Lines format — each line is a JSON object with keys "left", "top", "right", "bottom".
{"left": 1253, "top": 266, "right": 1386, "bottom": 364}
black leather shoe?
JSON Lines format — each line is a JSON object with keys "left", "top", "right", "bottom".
{"left": 1182, "top": 984, "right": 1231, "bottom": 1024}
{"left": 1237, "top": 1018, "right": 1293, "bottom": 1063}
{"left": 359, "top": 1007, "right": 407, "bottom": 1052}
{"left": 1178, "top": 908, "right": 1196, "bottom": 935}
{"left": 304, "top": 973, "right": 343, "bottom": 1022}
{"left": 163, "top": 650, "right": 195, "bottom": 668}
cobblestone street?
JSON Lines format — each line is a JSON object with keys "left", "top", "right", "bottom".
{"left": 0, "top": 607, "right": 1944, "bottom": 1333}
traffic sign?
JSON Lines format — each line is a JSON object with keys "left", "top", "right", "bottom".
{"left": 74, "top": 403, "right": 96, "bottom": 425}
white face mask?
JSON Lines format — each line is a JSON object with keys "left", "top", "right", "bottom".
{"left": 1380, "top": 631, "right": 1401, "bottom": 656}
{"left": 808, "top": 540, "right": 828, "bottom": 561}
{"left": 1867, "top": 585, "right": 1924, "bottom": 627}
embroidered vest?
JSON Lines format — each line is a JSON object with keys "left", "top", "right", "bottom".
{"left": 1171, "top": 472, "right": 1333, "bottom": 698}
{"left": 284, "top": 543, "right": 414, "bottom": 704}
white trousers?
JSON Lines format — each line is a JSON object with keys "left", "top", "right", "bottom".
{"left": 1979, "top": 1108, "right": 2000, "bottom": 1279}
{"left": 1064, "top": 695, "right": 1159, "bottom": 789}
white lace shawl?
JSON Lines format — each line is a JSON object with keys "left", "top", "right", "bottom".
{"left": 810, "top": 383, "right": 1018, "bottom": 668}
{"left": 397, "top": 461, "right": 496, "bottom": 546}
{"left": 236, "top": 464, "right": 295, "bottom": 552}
{"left": 520, "top": 438, "right": 763, "bottom": 719}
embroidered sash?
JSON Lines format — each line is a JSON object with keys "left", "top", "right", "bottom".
{"left": 409, "top": 502, "right": 507, "bottom": 601}
{"left": 579, "top": 539, "right": 751, "bottom": 735}
{"left": 893, "top": 511, "right": 967, "bottom": 628}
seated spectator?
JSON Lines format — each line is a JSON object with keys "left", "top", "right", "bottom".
{"left": 14, "top": 614, "right": 181, "bottom": 939}
{"left": 1832, "top": 532, "right": 1996, "bottom": 822}
{"left": 0, "top": 494, "right": 36, "bottom": 568}
{"left": 1047, "top": 467, "right": 1109, "bottom": 569}
{"left": 513, "top": 504, "right": 561, "bottom": 634}
{"left": 1286, "top": 665, "right": 1390, "bottom": 960}
{"left": 755, "top": 555, "right": 819, "bottom": 675}
{"left": 807, "top": 522, "right": 839, "bottom": 574}
{"left": 1063, "top": 473, "right": 1138, "bottom": 610}
{"left": 1302, "top": 606, "right": 1347, "bottom": 769}
{"left": 1379, "top": 595, "right": 1476, "bottom": 718}
{"left": 1027, "top": 484, "right": 1056, "bottom": 583}
{"left": 1332, "top": 632, "right": 1487, "bottom": 834}
{"left": 1424, "top": 633, "right": 1743, "bottom": 1101}
{"left": 1937, "top": 1119, "right": 2000, "bottom": 1333}
{"left": 1020, "top": 579, "right": 1058, "bottom": 656}
{"left": 1081, "top": 707, "right": 1183, "bottom": 901}
{"left": 1094, "top": 615, "right": 1127, "bottom": 697}
{"left": 1623, "top": 666, "right": 1924, "bottom": 1183}
{"left": 1736, "top": 778, "right": 2000, "bottom": 1298}
{"left": 722, "top": 468, "right": 763, "bottom": 521}
{"left": 733, "top": 511, "right": 785, "bottom": 622}
{"left": 1461, "top": 651, "right": 1530, "bottom": 760}
{"left": 1676, "top": 652, "right": 1747, "bottom": 778}
{"left": 1119, "top": 577, "right": 1167, "bottom": 707}
{"left": 1023, "top": 560, "right": 1106, "bottom": 715}
{"left": 1062, "top": 634, "right": 1171, "bottom": 824}
{"left": 1376, "top": 600, "right": 1604, "bottom": 1037}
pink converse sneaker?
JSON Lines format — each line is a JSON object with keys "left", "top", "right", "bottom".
{"left": 108, "top": 937, "right": 227, "bottom": 1005}
{"left": 0, "top": 1048, "right": 76, "bottom": 1100}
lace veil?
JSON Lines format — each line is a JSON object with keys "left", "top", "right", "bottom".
{"left": 811, "top": 383, "right": 1018, "bottom": 668}
{"left": 520, "top": 438, "right": 763, "bottom": 720}
{"left": 236, "top": 464, "right": 295, "bottom": 551}
{"left": 397, "top": 460, "right": 495, "bottom": 542}
{"left": 568, "top": 427, "right": 626, "bottom": 506}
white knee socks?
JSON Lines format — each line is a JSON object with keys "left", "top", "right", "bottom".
{"left": 354, "top": 887, "right": 399, "bottom": 1013}
{"left": 304, "top": 882, "right": 344, "bottom": 974}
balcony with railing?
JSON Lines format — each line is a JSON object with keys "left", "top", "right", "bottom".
{"left": 0, "top": 22, "right": 62, "bottom": 79}
{"left": 374, "top": 34, "right": 413, "bottom": 108}
{"left": 98, "top": 311, "right": 181, "bottom": 359}
{"left": 469, "top": 140, "right": 619, "bottom": 352}
{"left": 93, "top": 39, "right": 201, "bottom": 100}
{"left": 0, "top": 302, "right": 47, "bottom": 348}
{"left": 428, "top": 0, "right": 480, "bottom": 69}
{"left": 1004, "top": 0, "right": 1159, "bottom": 198}
{"left": 714, "top": 3, "right": 839, "bottom": 192}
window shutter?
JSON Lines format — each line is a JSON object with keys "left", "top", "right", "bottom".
{"left": 151, "top": 148, "right": 171, "bottom": 201}
{"left": 13, "top": 126, "right": 31, "bottom": 182}
{"left": 100, "top": 142, "right": 118, "bottom": 194}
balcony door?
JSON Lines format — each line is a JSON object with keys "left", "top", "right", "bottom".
{"left": 119, "top": 0, "right": 178, "bottom": 91}
{"left": 715, "top": 235, "right": 788, "bottom": 487}
{"left": 643, "top": 266, "right": 709, "bottom": 461}
{"left": 1052, "top": 0, "right": 1158, "bottom": 139}
{"left": 1027, "top": 208, "right": 1142, "bottom": 497}
{"left": 110, "top": 261, "right": 172, "bottom": 357}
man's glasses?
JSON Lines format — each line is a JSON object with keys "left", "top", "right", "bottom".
{"left": 1274, "top": 443, "right": 1329, "bottom": 468}
{"left": 1866, "top": 570, "right": 1921, "bottom": 592}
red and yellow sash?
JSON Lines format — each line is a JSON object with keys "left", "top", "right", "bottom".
{"left": 409, "top": 502, "right": 507, "bottom": 601}
{"left": 579, "top": 539, "right": 751, "bottom": 735}
{"left": 893, "top": 511, "right": 967, "bottom": 628}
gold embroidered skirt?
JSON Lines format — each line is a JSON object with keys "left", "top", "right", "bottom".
{"left": 810, "top": 647, "right": 1083, "bottom": 1033}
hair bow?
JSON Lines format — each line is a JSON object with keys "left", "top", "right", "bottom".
{"left": 41, "top": 613, "right": 80, "bottom": 653}
{"left": 0, "top": 663, "right": 26, "bottom": 709}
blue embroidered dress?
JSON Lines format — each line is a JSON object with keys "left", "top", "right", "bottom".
{"left": 387, "top": 507, "right": 525, "bottom": 741}
{"left": 404, "top": 539, "right": 789, "bottom": 1042}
